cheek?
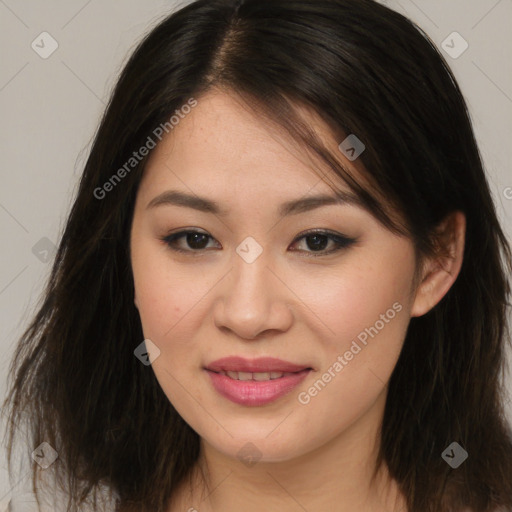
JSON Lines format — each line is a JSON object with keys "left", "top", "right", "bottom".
{"left": 294, "top": 246, "right": 414, "bottom": 349}
{"left": 132, "top": 239, "right": 196, "bottom": 342}
{"left": 131, "top": 247, "right": 208, "bottom": 407}
{"left": 293, "top": 240, "right": 415, "bottom": 403}
{"left": 290, "top": 250, "right": 413, "bottom": 434}
{"left": 134, "top": 270, "right": 204, "bottom": 350}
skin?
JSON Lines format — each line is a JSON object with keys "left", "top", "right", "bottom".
{"left": 130, "top": 89, "right": 466, "bottom": 512}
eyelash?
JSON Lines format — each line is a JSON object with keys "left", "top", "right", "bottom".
{"left": 160, "top": 229, "right": 356, "bottom": 258}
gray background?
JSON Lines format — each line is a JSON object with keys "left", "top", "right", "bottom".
{"left": 1, "top": 0, "right": 511, "bottom": 507}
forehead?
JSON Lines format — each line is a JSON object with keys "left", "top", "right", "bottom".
{"left": 139, "top": 90, "right": 357, "bottom": 199}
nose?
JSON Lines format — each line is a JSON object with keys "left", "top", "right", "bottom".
{"left": 213, "top": 248, "right": 294, "bottom": 340}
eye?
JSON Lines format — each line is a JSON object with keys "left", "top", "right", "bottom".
{"left": 162, "top": 229, "right": 219, "bottom": 253}
{"left": 289, "top": 229, "right": 357, "bottom": 256}
{"left": 161, "top": 229, "right": 356, "bottom": 257}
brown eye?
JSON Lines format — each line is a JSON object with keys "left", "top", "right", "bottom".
{"left": 162, "top": 230, "right": 218, "bottom": 253}
{"left": 289, "top": 230, "right": 356, "bottom": 257}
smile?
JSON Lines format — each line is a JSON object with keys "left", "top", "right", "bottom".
{"left": 204, "top": 368, "right": 311, "bottom": 406}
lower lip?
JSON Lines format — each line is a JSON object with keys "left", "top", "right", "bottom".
{"left": 205, "top": 369, "right": 311, "bottom": 406}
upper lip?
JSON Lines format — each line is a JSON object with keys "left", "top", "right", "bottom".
{"left": 205, "top": 356, "right": 312, "bottom": 373}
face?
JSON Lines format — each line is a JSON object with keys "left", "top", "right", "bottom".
{"left": 130, "top": 89, "right": 419, "bottom": 463}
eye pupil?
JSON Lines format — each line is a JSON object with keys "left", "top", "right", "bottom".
{"left": 306, "top": 234, "right": 328, "bottom": 251}
{"left": 187, "top": 233, "right": 208, "bottom": 249}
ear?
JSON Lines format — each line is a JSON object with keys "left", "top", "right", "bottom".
{"left": 411, "top": 211, "right": 466, "bottom": 318}
{"left": 134, "top": 293, "right": 139, "bottom": 309}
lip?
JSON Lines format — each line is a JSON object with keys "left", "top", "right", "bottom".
{"left": 204, "top": 357, "right": 313, "bottom": 406}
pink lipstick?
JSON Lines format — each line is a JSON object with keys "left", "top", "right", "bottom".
{"left": 204, "top": 357, "right": 312, "bottom": 406}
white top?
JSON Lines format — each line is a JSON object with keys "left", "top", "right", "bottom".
{"left": 2, "top": 466, "right": 119, "bottom": 512}
{"left": 3, "top": 435, "right": 118, "bottom": 512}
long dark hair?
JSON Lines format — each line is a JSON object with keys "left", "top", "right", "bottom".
{"left": 3, "top": 0, "right": 512, "bottom": 510}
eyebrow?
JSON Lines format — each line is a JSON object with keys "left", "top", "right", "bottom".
{"left": 146, "top": 189, "right": 363, "bottom": 217}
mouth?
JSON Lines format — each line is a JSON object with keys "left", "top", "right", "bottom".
{"left": 204, "top": 357, "right": 313, "bottom": 406}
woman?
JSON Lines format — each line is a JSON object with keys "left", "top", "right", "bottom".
{"left": 2, "top": 0, "right": 512, "bottom": 510}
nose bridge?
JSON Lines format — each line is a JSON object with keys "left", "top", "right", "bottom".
{"left": 232, "top": 243, "right": 270, "bottom": 300}
{"left": 214, "top": 239, "right": 292, "bottom": 339}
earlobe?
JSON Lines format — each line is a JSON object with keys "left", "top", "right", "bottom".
{"left": 411, "top": 211, "right": 466, "bottom": 318}
{"left": 134, "top": 294, "right": 139, "bottom": 309}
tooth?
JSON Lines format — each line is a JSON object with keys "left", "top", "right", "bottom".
{"left": 223, "top": 371, "right": 291, "bottom": 381}
{"left": 253, "top": 372, "right": 271, "bottom": 381}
